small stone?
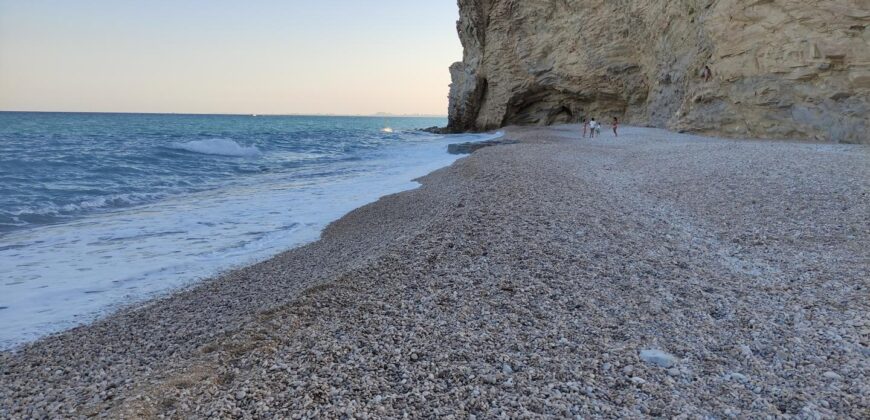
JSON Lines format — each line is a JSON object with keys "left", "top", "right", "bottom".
{"left": 630, "top": 377, "right": 646, "bottom": 385}
{"left": 482, "top": 375, "right": 498, "bottom": 385}
{"left": 639, "top": 349, "right": 677, "bottom": 368}
{"left": 723, "top": 372, "right": 748, "bottom": 383}
{"left": 822, "top": 371, "right": 842, "bottom": 381}
{"left": 667, "top": 368, "right": 680, "bottom": 377}
{"left": 622, "top": 365, "right": 634, "bottom": 375}
{"left": 502, "top": 363, "right": 514, "bottom": 375}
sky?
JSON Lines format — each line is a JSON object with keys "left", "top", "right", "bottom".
{"left": 0, "top": 1, "right": 462, "bottom": 115}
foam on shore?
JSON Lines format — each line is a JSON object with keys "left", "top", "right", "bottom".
{"left": 0, "top": 131, "right": 503, "bottom": 349}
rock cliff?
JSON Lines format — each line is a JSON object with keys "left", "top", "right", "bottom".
{"left": 448, "top": 0, "right": 870, "bottom": 144}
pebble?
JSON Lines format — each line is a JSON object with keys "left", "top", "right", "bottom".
{"left": 723, "top": 372, "right": 749, "bottom": 383}
{"left": 822, "top": 371, "right": 842, "bottom": 381}
{"left": 639, "top": 349, "right": 677, "bottom": 368}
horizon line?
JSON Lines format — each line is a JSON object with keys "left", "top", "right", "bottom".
{"left": 0, "top": 110, "right": 449, "bottom": 118}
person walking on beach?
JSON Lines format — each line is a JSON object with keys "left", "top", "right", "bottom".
{"left": 581, "top": 117, "right": 589, "bottom": 138}
{"left": 612, "top": 117, "right": 619, "bottom": 137}
{"left": 589, "top": 118, "right": 599, "bottom": 138}
{"left": 702, "top": 65, "right": 713, "bottom": 82}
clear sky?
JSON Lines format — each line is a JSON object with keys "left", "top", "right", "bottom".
{"left": 0, "top": 1, "right": 461, "bottom": 115}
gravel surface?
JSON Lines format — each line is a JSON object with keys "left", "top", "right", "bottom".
{"left": 2, "top": 125, "right": 868, "bottom": 418}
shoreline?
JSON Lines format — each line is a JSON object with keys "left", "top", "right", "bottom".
{"left": 0, "top": 129, "right": 503, "bottom": 350}
{"left": 2, "top": 125, "right": 868, "bottom": 417}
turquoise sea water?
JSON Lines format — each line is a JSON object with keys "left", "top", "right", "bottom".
{"left": 0, "top": 112, "right": 499, "bottom": 349}
{"left": 0, "top": 113, "right": 448, "bottom": 231}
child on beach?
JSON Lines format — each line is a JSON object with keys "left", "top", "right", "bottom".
{"left": 612, "top": 117, "right": 619, "bottom": 137}
{"left": 589, "top": 118, "right": 600, "bottom": 138}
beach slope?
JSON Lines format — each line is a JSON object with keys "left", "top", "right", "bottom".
{"left": 2, "top": 126, "right": 868, "bottom": 418}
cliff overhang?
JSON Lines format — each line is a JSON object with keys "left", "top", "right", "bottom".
{"left": 447, "top": 0, "right": 869, "bottom": 144}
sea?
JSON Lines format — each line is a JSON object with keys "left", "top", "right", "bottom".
{"left": 0, "top": 112, "right": 500, "bottom": 349}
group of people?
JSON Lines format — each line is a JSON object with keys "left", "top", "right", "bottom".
{"left": 581, "top": 117, "right": 618, "bottom": 138}
{"left": 577, "top": 65, "right": 713, "bottom": 139}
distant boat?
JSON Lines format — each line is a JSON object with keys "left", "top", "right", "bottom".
{"left": 252, "top": 114, "right": 258, "bottom": 117}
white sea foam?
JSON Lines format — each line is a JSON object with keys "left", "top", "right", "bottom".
{"left": 9, "top": 193, "right": 166, "bottom": 218}
{"left": 0, "top": 130, "right": 503, "bottom": 349}
{"left": 169, "top": 139, "right": 260, "bottom": 157}
{"left": 275, "top": 151, "right": 327, "bottom": 162}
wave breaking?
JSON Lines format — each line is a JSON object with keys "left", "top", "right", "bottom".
{"left": 169, "top": 139, "right": 260, "bottom": 157}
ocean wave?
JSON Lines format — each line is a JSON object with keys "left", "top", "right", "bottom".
{"left": 168, "top": 139, "right": 260, "bottom": 157}
{"left": 275, "top": 151, "right": 328, "bottom": 163}
{"left": 445, "top": 131, "right": 504, "bottom": 143}
{"left": 7, "top": 192, "right": 166, "bottom": 219}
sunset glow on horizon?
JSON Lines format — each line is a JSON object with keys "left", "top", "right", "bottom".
{"left": 0, "top": 1, "right": 461, "bottom": 116}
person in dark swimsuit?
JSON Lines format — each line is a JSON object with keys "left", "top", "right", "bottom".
{"left": 612, "top": 117, "right": 619, "bottom": 137}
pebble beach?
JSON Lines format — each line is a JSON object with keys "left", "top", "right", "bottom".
{"left": 2, "top": 125, "right": 868, "bottom": 418}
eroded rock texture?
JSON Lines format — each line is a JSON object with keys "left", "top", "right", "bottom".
{"left": 448, "top": 0, "right": 870, "bottom": 143}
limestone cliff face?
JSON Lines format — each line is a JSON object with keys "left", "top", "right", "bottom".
{"left": 448, "top": 0, "right": 870, "bottom": 144}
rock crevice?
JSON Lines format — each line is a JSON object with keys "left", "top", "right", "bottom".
{"left": 447, "top": 0, "right": 869, "bottom": 144}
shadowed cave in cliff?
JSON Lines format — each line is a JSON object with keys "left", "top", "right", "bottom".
{"left": 447, "top": 0, "right": 869, "bottom": 144}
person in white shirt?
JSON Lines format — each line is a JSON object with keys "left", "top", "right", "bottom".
{"left": 589, "top": 118, "right": 600, "bottom": 138}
